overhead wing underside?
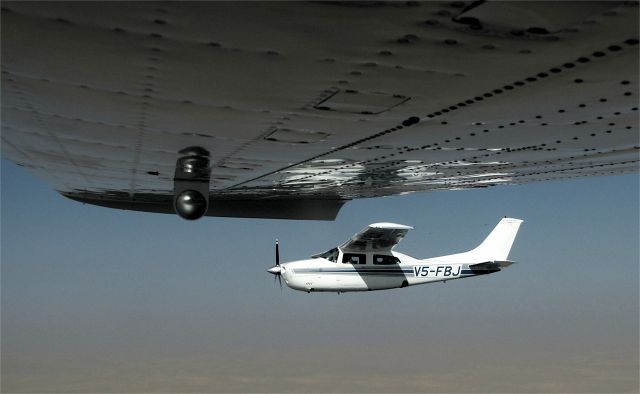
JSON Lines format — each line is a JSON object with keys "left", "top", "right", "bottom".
{"left": 340, "top": 223, "right": 413, "bottom": 252}
{"left": 1, "top": 2, "right": 638, "bottom": 219}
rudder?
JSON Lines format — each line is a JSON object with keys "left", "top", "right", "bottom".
{"left": 468, "top": 218, "right": 523, "bottom": 262}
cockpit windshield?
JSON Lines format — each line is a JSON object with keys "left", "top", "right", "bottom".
{"left": 313, "top": 247, "right": 339, "bottom": 263}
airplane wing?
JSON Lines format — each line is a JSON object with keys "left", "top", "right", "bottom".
{"left": 340, "top": 223, "right": 413, "bottom": 252}
{"left": 1, "top": 2, "right": 638, "bottom": 220}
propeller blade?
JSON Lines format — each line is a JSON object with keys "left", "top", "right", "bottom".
{"left": 268, "top": 240, "right": 284, "bottom": 291}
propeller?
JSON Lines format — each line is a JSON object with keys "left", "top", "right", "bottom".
{"left": 267, "top": 239, "right": 283, "bottom": 289}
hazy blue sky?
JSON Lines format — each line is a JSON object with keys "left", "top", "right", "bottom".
{"left": 1, "top": 160, "right": 638, "bottom": 393}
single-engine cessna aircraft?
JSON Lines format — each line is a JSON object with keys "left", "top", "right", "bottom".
{"left": 268, "top": 217, "right": 522, "bottom": 293}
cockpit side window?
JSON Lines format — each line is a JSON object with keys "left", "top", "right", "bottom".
{"left": 373, "top": 254, "right": 400, "bottom": 265}
{"left": 315, "top": 247, "right": 339, "bottom": 263}
{"left": 342, "top": 253, "right": 366, "bottom": 264}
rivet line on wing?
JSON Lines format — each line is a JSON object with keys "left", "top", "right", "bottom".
{"left": 268, "top": 39, "right": 638, "bottom": 187}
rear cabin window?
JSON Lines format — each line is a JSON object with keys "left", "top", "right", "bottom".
{"left": 342, "top": 253, "right": 366, "bottom": 264}
{"left": 373, "top": 254, "right": 400, "bottom": 265}
{"left": 316, "top": 247, "right": 339, "bottom": 263}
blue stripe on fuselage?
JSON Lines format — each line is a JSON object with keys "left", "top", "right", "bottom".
{"left": 292, "top": 267, "right": 477, "bottom": 277}
{"left": 293, "top": 268, "right": 412, "bottom": 275}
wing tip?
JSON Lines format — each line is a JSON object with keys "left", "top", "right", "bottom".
{"left": 501, "top": 217, "right": 524, "bottom": 224}
{"left": 369, "top": 222, "right": 413, "bottom": 230}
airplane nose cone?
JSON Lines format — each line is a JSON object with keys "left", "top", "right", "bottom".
{"left": 267, "top": 266, "right": 282, "bottom": 275}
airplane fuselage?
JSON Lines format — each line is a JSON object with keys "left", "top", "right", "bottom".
{"left": 279, "top": 251, "right": 500, "bottom": 293}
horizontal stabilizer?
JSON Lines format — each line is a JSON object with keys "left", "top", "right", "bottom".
{"left": 467, "top": 260, "right": 515, "bottom": 275}
{"left": 470, "top": 260, "right": 515, "bottom": 270}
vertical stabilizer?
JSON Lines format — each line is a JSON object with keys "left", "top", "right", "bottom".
{"left": 468, "top": 218, "right": 523, "bottom": 262}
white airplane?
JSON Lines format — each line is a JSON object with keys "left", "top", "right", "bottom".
{"left": 268, "top": 218, "right": 522, "bottom": 293}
